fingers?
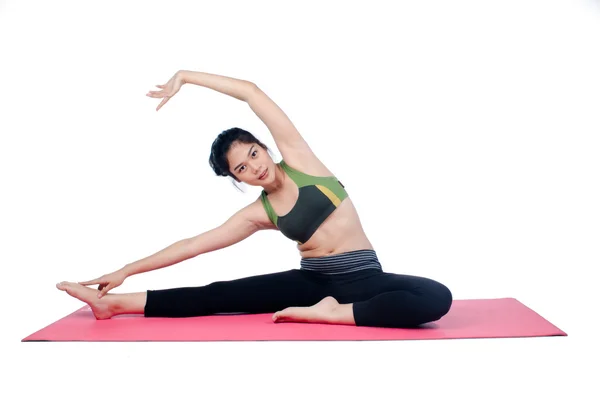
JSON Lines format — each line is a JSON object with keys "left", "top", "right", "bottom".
{"left": 146, "top": 86, "right": 171, "bottom": 111}
{"left": 156, "top": 97, "right": 170, "bottom": 111}
{"left": 79, "top": 278, "right": 101, "bottom": 286}
{"left": 98, "top": 283, "right": 111, "bottom": 298}
{"left": 146, "top": 90, "right": 165, "bottom": 97}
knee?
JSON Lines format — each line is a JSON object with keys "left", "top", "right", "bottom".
{"left": 431, "top": 283, "right": 453, "bottom": 320}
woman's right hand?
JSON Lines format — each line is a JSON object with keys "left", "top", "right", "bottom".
{"left": 79, "top": 269, "right": 128, "bottom": 298}
{"left": 146, "top": 70, "right": 186, "bottom": 111}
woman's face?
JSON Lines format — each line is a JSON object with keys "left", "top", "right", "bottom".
{"left": 227, "top": 142, "right": 274, "bottom": 186}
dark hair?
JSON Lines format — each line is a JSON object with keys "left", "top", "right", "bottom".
{"left": 209, "top": 127, "right": 274, "bottom": 189}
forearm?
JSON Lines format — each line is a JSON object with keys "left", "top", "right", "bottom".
{"left": 120, "top": 239, "right": 194, "bottom": 277}
{"left": 178, "top": 70, "right": 256, "bottom": 102}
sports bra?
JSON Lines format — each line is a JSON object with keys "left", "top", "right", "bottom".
{"left": 260, "top": 160, "right": 349, "bottom": 244}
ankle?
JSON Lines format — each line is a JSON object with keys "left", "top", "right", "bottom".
{"left": 99, "top": 294, "right": 119, "bottom": 312}
{"left": 330, "top": 303, "right": 355, "bottom": 325}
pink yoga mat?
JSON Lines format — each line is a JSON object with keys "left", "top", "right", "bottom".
{"left": 22, "top": 298, "right": 566, "bottom": 342}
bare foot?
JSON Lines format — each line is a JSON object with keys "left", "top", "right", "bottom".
{"left": 272, "top": 296, "right": 353, "bottom": 325}
{"left": 56, "top": 281, "right": 114, "bottom": 320}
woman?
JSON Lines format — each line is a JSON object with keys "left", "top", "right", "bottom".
{"left": 56, "top": 70, "right": 453, "bottom": 328}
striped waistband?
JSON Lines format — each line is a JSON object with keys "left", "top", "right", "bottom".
{"left": 300, "top": 249, "right": 382, "bottom": 275}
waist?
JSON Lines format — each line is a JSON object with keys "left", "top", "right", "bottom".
{"left": 300, "top": 249, "right": 382, "bottom": 275}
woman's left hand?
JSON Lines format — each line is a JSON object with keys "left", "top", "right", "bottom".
{"left": 146, "top": 71, "right": 186, "bottom": 111}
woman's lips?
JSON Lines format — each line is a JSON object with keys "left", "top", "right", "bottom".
{"left": 259, "top": 169, "right": 268, "bottom": 180}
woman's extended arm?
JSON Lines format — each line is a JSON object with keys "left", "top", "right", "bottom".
{"left": 120, "top": 198, "right": 268, "bottom": 277}
{"left": 119, "top": 239, "right": 197, "bottom": 278}
{"left": 80, "top": 198, "right": 272, "bottom": 297}
{"left": 179, "top": 70, "right": 308, "bottom": 151}
{"left": 179, "top": 70, "right": 256, "bottom": 101}
{"left": 148, "top": 70, "right": 314, "bottom": 162}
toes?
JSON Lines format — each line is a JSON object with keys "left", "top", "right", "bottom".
{"left": 273, "top": 310, "right": 289, "bottom": 322}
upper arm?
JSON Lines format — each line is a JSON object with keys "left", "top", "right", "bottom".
{"left": 246, "top": 84, "right": 329, "bottom": 173}
{"left": 187, "top": 197, "right": 276, "bottom": 257}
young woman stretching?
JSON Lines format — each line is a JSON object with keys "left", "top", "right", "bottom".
{"left": 56, "top": 70, "right": 453, "bottom": 328}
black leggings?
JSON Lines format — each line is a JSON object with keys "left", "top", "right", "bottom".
{"left": 144, "top": 249, "right": 453, "bottom": 328}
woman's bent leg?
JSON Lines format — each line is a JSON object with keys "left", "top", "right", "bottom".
{"left": 145, "top": 269, "right": 326, "bottom": 318}
{"left": 338, "top": 272, "right": 453, "bottom": 328}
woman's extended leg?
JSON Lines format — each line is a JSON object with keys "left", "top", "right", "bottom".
{"left": 57, "top": 269, "right": 330, "bottom": 320}
{"left": 56, "top": 281, "right": 146, "bottom": 319}
{"left": 57, "top": 268, "right": 453, "bottom": 327}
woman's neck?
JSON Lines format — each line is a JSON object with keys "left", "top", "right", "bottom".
{"left": 263, "top": 163, "right": 286, "bottom": 195}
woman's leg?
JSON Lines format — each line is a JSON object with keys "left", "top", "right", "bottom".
{"left": 144, "top": 269, "right": 327, "bottom": 318}
{"left": 343, "top": 272, "right": 454, "bottom": 328}
{"left": 57, "top": 269, "right": 330, "bottom": 319}
{"left": 273, "top": 272, "right": 453, "bottom": 328}
{"left": 272, "top": 295, "right": 357, "bottom": 325}
{"left": 56, "top": 281, "right": 146, "bottom": 319}
{"left": 57, "top": 268, "right": 452, "bottom": 327}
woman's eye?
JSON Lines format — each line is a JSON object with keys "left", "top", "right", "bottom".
{"left": 252, "top": 150, "right": 258, "bottom": 157}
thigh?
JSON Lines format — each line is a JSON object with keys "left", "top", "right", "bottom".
{"left": 334, "top": 271, "right": 453, "bottom": 327}
{"left": 145, "top": 269, "right": 328, "bottom": 317}
{"left": 334, "top": 271, "right": 452, "bottom": 303}
{"left": 206, "top": 269, "right": 329, "bottom": 313}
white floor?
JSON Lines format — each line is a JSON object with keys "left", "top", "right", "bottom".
{"left": 3, "top": 0, "right": 599, "bottom": 395}
{"left": 9, "top": 326, "right": 589, "bottom": 396}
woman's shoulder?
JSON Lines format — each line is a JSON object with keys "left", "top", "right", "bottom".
{"left": 236, "top": 196, "right": 279, "bottom": 231}
{"left": 280, "top": 151, "right": 336, "bottom": 178}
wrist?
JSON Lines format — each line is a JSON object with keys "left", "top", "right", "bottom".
{"left": 119, "top": 265, "right": 133, "bottom": 278}
{"left": 177, "top": 70, "right": 190, "bottom": 85}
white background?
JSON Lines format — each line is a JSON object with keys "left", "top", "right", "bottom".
{"left": 2, "top": 0, "right": 599, "bottom": 395}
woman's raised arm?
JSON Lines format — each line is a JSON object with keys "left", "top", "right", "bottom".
{"left": 148, "top": 70, "right": 315, "bottom": 164}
